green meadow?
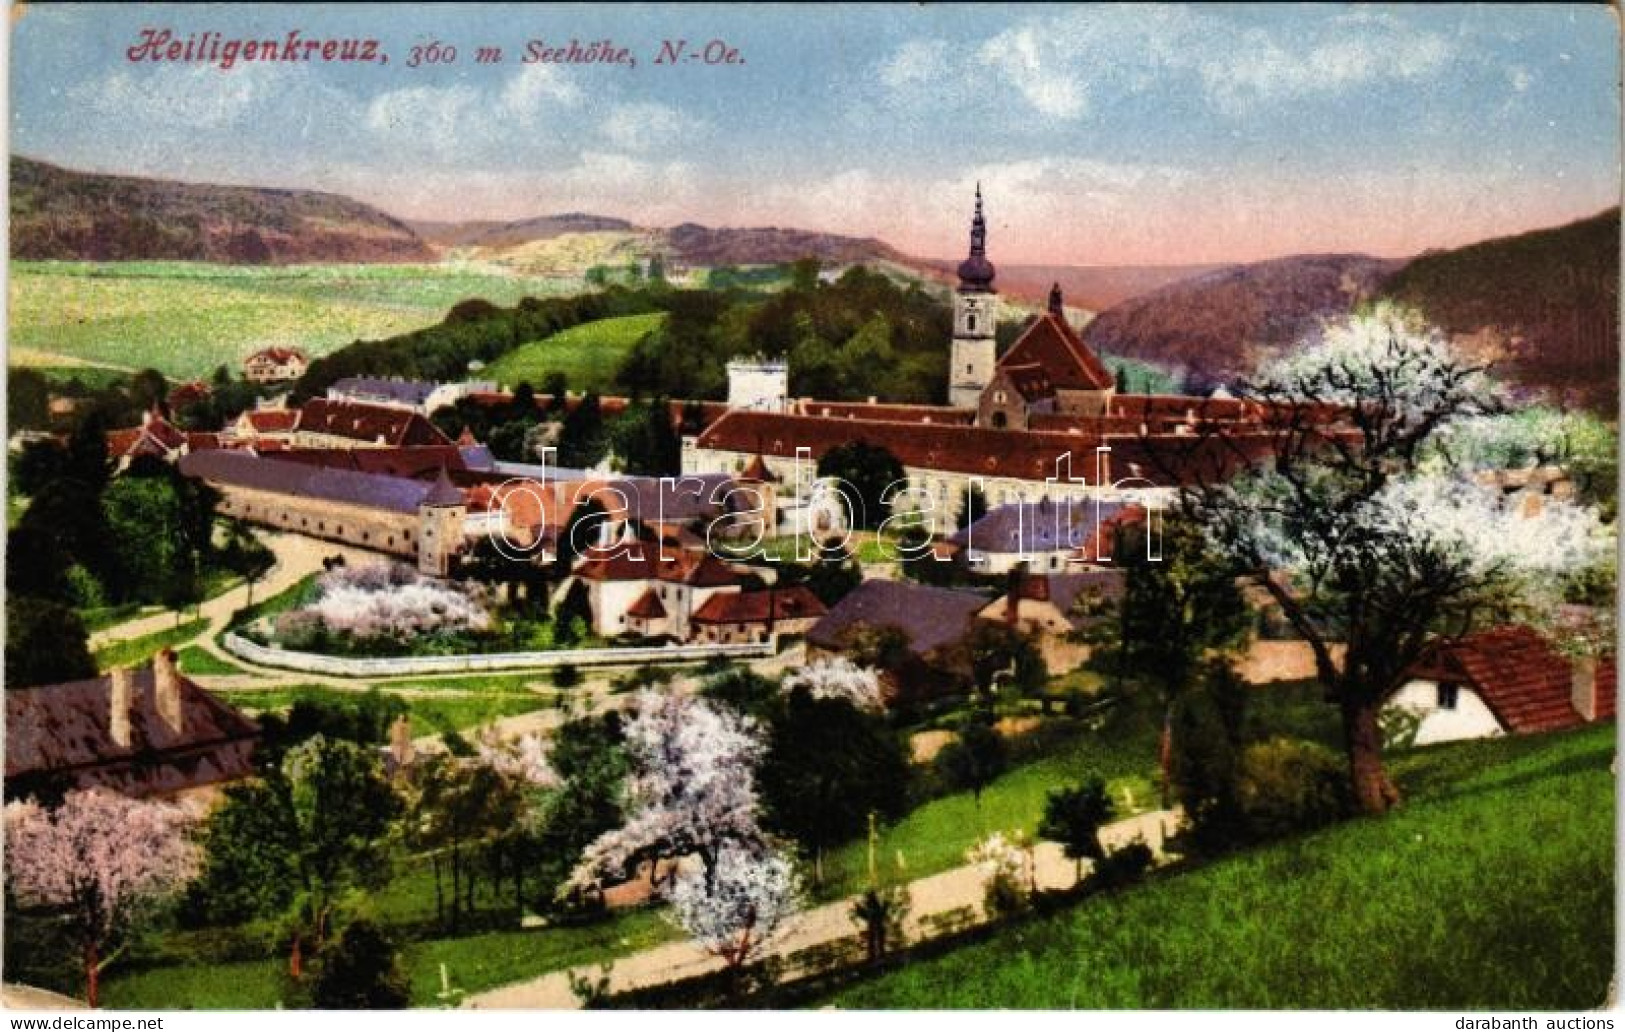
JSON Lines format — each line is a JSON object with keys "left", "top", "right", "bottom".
{"left": 9, "top": 261, "right": 581, "bottom": 379}
{"left": 821, "top": 723, "right": 1616, "bottom": 1010}
{"left": 482, "top": 311, "right": 667, "bottom": 392}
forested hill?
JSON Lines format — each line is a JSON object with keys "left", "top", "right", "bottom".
{"left": 10, "top": 156, "right": 434, "bottom": 263}
{"left": 1080, "top": 253, "right": 1399, "bottom": 387}
{"left": 1379, "top": 208, "right": 1619, "bottom": 408}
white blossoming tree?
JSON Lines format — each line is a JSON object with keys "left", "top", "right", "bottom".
{"left": 1156, "top": 305, "right": 1613, "bottom": 813}
{"left": 782, "top": 656, "right": 886, "bottom": 712}
{"left": 565, "top": 691, "right": 768, "bottom": 894}
{"left": 5, "top": 790, "right": 200, "bottom": 1007}
{"left": 665, "top": 844, "right": 799, "bottom": 977}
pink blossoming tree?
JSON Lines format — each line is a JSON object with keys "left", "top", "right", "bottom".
{"left": 4, "top": 790, "right": 199, "bottom": 1007}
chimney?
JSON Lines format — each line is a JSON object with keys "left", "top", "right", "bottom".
{"left": 1572, "top": 653, "right": 1599, "bottom": 722}
{"left": 109, "top": 667, "right": 135, "bottom": 748}
{"left": 154, "top": 648, "right": 184, "bottom": 735}
{"left": 1006, "top": 563, "right": 1025, "bottom": 627}
{"left": 389, "top": 714, "right": 415, "bottom": 771}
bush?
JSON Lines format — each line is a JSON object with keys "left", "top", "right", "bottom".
{"left": 310, "top": 919, "right": 410, "bottom": 1009}
{"left": 553, "top": 663, "right": 582, "bottom": 688}
{"left": 1086, "top": 840, "right": 1154, "bottom": 891}
{"left": 1234, "top": 737, "right": 1350, "bottom": 841}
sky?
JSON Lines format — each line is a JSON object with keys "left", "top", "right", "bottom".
{"left": 9, "top": 2, "right": 1622, "bottom": 265}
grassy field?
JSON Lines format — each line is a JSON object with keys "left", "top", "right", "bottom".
{"left": 175, "top": 646, "right": 249, "bottom": 677}
{"left": 821, "top": 723, "right": 1616, "bottom": 1009}
{"left": 815, "top": 700, "right": 1164, "bottom": 902}
{"left": 213, "top": 684, "right": 553, "bottom": 734}
{"left": 482, "top": 312, "right": 666, "bottom": 392}
{"left": 92, "top": 618, "right": 210, "bottom": 672}
{"left": 10, "top": 261, "right": 580, "bottom": 379}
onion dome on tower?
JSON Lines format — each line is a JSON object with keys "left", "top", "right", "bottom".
{"left": 956, "top": 183, "right": 996, "bottom": 291}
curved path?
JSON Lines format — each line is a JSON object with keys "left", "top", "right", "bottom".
{"left": 465, "top": 807, "right": 1180, "bottom": 1010}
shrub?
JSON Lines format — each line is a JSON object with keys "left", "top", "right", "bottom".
{"left": 1086, "top": 839, "right": 1154, "bottom": 891}
{"left": 310, "top": 919, "right": 410, "bottom": 1010}
{"left": 1234, "top": 737, "right": 1351, "bottom": 841}
{"left": 553, "top": 663, "right": 583, "bottom": 688}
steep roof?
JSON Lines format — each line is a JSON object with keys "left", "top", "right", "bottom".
{"left": 807, "top": 579, "right": 987, "bottom": 657}
{"left": 421, "top": 467, "right": 466, "bottom": 507}
{"left": 950, "top": 498, "right": 1132, "bottom": 553}
{"left": 295, "top": 398, "right": 452, "bottom": 447}
{"left": 999, "top": 311, "right": 1113, "bottom": 391}
{"left": 246, "top": 346, "right": 306, "bottom": 364}
{"left": 179, "top": 449, "right": 441, "bottom": 514}
{"left": 1000, "top": 363, "right": 1055, "bottom": 402}
{"left": 1407, "top": 625, "right": 1616, "bottom": 734}
{"left": 6, "top": 668, "right": 259, "bottom": 797}
{"left": 692, "top": 585, "right": 827, "bottom": 625}
{"left": 625, "top": 588, "right": 667, "bottom": 619}
{"left": 572, "top": 541, "right": 744, "bottom": 587}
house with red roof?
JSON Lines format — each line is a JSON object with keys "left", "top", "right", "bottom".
{"left": 559, "top": 539, "right": 749, "bottom": 639}
{"left": 1384, "top": 625, "right": 1617, "bottom": 745}
{"left": 242, "top": 346, "right": 307, "bottom": 384}
{"left": 690, "top": 584, "right": 827, "bottom": 645}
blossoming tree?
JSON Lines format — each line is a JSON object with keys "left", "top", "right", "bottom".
{"left": 666, "top": 844, "right": 799, "bottom": 978}
{"left": 4, "top": 790, "right": 199, "bottom": 1007}
{"left": 566, "top": 691, "right": 769, "bottom": 895}
{"left": 781, "top": 656, "right": 886, "bottom": 712}
{"left": 1160, "top": 306, "right": 1612, "bottom": 813}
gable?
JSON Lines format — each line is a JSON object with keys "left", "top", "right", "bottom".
{"left": 1000, "top": 313, "right": 1113, "bottom": 391}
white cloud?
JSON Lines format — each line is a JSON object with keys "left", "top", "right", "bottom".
{"left": 601, "top": 101, "right": 699, "bottom": 151}
{"left": 499, "top": 63, "right": 582, "bottom": 121}
{"left": 879, "top": 7, "right": 1461, "bottom": 120}
{"left": 70, "top": 65, "right": 268, "bottom": 130}
{"left": 879, "top": 38, "right": 949, "bottom": 90}
{"left": 978, "top": 26, "right": 1088, "bottom": 119}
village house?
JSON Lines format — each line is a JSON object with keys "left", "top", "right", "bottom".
{"left": 688, "top": 584, "right": 827, "bottom": 644}
{"left": 326, "top": 376, "right": 497, "bottom": 416}
{"left": 5, "top": 650, "right": 259, "bottom": 802}
{"left": 242, "top": 346, "right": 307, "bottom": 384}
{"left": 806, "top": 579, "right": 990, "bottom": 705}
{"left": 948, "top": 497, "right": 1143, "bottom": 574}
{"left": 978, "top": 567, "right": 1125, "bottom": 672}
{"left": 1383, "top": 624, "right": 1617, "bottom": 746}
{"left": 560, "top": 540, "right": 748, "bottom": 639}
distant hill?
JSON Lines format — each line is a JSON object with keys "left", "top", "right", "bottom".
{"left": 410, "top": 212, "right": 637, "bottom": 249}
{"left": 1379, "top": 208, "right": 1619, "bottom": 408}
{"left": 915, "top": 260, "right": 1226, "bottom": 312}
{"left": 659, "top": 222, "right": 902, "bottom": 267}
{"left": 10, "top": 156, "right": 433, "bottom": 263}
{"left": 1081, "top": 253, "right": 1399, "bottom": 387}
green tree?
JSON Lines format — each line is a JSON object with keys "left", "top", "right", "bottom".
{"left": 817, "top": 440, "right": 906, "bottom": 531}
{"left": 935, "top": 717, "right": 1006, "bottom": 807}
{"left": 1039, "top": 779, "right": 1115, "bottom": 882}
{"left": 7, "top": 368, "right": 50, "bottom": 429}
{"left": 608, "top": 397, "right": 681, "bottom": 477}
{"left": 4, "top": 597, "right": 95, "bottom": 688}
{"left": 194, "top": 736, "right": 399, "bottom": 976}
{"left": 310, "top": 919, "right": 410, "bottom": 1009}
{"left": 760, "top": 689, "right": 909, "bottom": 883}
{"left": 557, "top": 393, "right": 608, "bottom": 469}
{"left": 956, "top": 484, "right": 988, "bottom": 533}
{"left": 1113, "top": 517, "right": 1248, "bottom": 804}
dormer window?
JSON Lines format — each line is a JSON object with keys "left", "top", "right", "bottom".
{"left": 1436, "top": 682, "right": 1460, "bottom": 710}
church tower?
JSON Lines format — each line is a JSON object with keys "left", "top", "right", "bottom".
{"left": 949, "top": 185, "right": 998, "bottom": 410}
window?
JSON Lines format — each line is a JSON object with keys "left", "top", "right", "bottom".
{"left": 966, "top": 315, "right": 977, "bottom": 332}
{"left": 1436, "top": 682, "right": 1460, "bottom": 710}
{"left": 966, "top": 363, "right": 974, "bottom": 374}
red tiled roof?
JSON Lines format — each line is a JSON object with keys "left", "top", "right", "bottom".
{"left": 573, "top": 541, "right": 744, "bottom": 587}
{"left": 999, "top": 312, "right": 1113, "bottom": 391}
{"left": 790, "top": 401, "right": 975, "bottom": 425}
{"left": 692, "top": 585, "right": 827, "bottom": 625}
{"left": 1001, "top": 363, "right": 1055, "bottom": 402}
{"left": 244, "top": 409, "right": 298, "bottom": 433}
{"left": 295, "top": 399, "right": 452, "bottom": 447}
{"left": 1411, "top": 625, "right": 1616, "bottom": 734}
{"left": 246, "top": 347, "right": 306, "bottom": 364}
{"left": 166, "top": 381, "right": 213, "bottom": 409}
{"left": 626, "top": 588, "right": 667, "bottom": 619}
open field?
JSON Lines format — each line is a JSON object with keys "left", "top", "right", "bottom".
{"left": 213, "top": 684, "right": 553, "bottom": 735}
{"left": 820, "top": 723, "right": 1616, "bottom": 1009}
{"left": 9, "top": 262, "right": 581, "bottom": 379}
{"left": 482, "top": 312, "right": 667, "bottom": 393}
